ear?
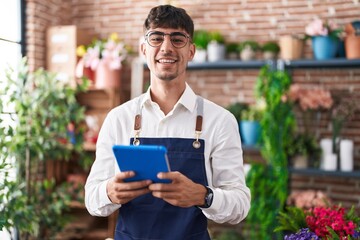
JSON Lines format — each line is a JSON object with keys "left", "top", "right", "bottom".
{"left": 188, "top": 43, "right": 195, "bottom": 61}
{"left": 140, "top": 42, "right": 146, "bottom": 57}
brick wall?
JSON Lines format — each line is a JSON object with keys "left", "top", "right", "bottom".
{"left": 26, "top": 0, "right": 360, "bottom": 231}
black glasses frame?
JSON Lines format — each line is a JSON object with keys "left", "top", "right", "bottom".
{"left": 145, "top": 31, "right": 191, "bottom": 49}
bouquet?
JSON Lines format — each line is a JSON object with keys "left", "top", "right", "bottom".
{"left": 76, "top": 33, "right": 130, "bottom": 72}
{"left": 305, "top": 19, "right": 343, "bottom": 39}
{"left": 276, "top": 204, "right": 360, "bottom": 239}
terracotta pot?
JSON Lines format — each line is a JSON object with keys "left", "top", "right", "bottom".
{"left": 95, "top": 59, "right": 121, "bottom": 89}
{"left": 345, "top": 35, "right": 360, "bottom": 59}
{"left": 279, "top": 36, "right": 304, "bottom": 60}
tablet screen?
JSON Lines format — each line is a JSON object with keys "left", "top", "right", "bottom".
{"left": 112, "top": 145, "right": 171, "bottom": 183}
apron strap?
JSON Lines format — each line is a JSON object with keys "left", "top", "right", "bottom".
{"left": 132, "top": 95, "right": 204, "bottom": 148}
{"left": 193, "top": 97, "right": 203, "bottom": 149}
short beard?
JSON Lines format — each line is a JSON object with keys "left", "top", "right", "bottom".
{"left": 156, "top": 72, "right": 177, "bottom": 81}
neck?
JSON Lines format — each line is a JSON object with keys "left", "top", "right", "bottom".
{"left": 150, "top": 80, "right": 186, "bottom": 115}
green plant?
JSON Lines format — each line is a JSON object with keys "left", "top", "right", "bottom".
{"left": 285, "top": 133, "right": 321, "bottom": 166}
{"left": 241, "top": 105, "right": 263, "bottom": 121}
{"left": 0, "top": 57, "right": 90, "bottom": 238}
{"left": 238, "top": 40, "right": 260, "bottom": 52}
{"left": 226, "top": 102, "right": 248, "bottom": 121}
{"left": 193, "top": 30, "right": 211, "bottom": 49}
{"left": 215, "top": 229, "right": 244, "bottom": 240}
{"left": 245, "top": 65, "right": 295, "bottom": 239}
{"left": 208, "top": 30, "right": 225, "bottom": 44}
{"left": 226, "top": 43, "right": 240, "bottom": 54}
{"left": 261, "top": 41, "right": 280, "bottom": 53}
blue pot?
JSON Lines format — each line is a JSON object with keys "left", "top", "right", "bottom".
{"left": 240, "top": 120, "right": 261, "bottom": 146}
{"left": 312, "top": 36, "right": 339, "bottom": 60}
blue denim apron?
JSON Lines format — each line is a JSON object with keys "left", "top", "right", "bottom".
{"left": 114, "top": 97, "right": 210, "bottom": 240}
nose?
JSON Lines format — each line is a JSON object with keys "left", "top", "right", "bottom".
{"left": 160, "top": 35, "right": 173, "bottom": 52}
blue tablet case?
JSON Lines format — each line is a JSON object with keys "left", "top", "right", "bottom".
{"left": 112, "top": 145, "right": 171, "bottom": 183}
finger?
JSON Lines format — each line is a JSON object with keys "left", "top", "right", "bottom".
{"left": 116, "top": 180, "right": 152, "bottom": 191}
{"left": 114, "top": 171, "right": 135, "bottom": 182}
{"left": 157, "top": 171, "right": 181, "bottom": 181}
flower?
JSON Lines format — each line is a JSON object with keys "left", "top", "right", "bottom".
{"left": 285, "top": 228, "right": 320, "bottom": 240}
{"left": 76, "top": 33, "right": 130, "bottom": 71}
{"left": 276, "top": 204, "right": 360, "bottom": 240}
{"left": 288, "top": 84, "right": 333, "bottom": 111}
{"left": 287, "top": 190, "right": 331, "bottom": 210}
{"left": 305, "top": 19, "right": 343, "bottom": 39}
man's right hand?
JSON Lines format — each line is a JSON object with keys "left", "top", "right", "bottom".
{"left": 106, "top": 171, "right": 152, "bottom": 204}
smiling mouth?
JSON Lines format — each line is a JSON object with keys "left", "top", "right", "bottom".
{"left": 157, "top": 59, "right": 177, "bottom": 63}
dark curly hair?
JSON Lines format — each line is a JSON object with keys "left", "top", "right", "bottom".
{"left": 143, "top": 5, "right": 194, "bottom": 39}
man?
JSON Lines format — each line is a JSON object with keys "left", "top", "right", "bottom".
{"left": 85, "top": 5, "right": 250, "bottom": 240}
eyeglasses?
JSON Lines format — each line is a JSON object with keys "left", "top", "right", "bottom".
{"left": 145, "top": 31, "right": 191, "bottom": 48}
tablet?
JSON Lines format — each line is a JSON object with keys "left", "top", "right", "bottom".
{"left": 112, "top": 144, "right": 171, "bottom": 183}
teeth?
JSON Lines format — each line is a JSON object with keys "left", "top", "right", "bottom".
{"left": 158, "top": 59, "right": 175, "bottom": 63}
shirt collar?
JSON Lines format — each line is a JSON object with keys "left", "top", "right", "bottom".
{"left": 141, "top": 83, "right": 197, "bottom": 113}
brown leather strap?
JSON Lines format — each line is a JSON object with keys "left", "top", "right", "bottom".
{"left": 134, "top": 114, "right": 142, "bottom": 130}
{"left": 196, "top": 115, "right": 203, "bottom": 132}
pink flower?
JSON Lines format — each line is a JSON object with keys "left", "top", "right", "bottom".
{"left": 306, "top": 19, "right": 329, "bottom": 36}
{"left": 288, "top": 84, "right": 333, "bottom": 111}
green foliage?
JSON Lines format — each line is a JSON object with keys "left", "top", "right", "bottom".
{"left": 208, "top": 30, "right": 225, "bottom": 44}
{"left": 241, "top": 105, "right": 263, "bottom": 121}
{"left": 238, "top": 40, "right": 260, "bottom": 51}
{"left": 226, "top": 102, "right": 248, "bottom": 121}
{"left": 274, "top": 206, "right": 307, "bottom": 233}
{"left": 0, "top": 57, "right": 90, "bottom": 238}
{"left": 193, "top": 30, "right": 211, "bottom": 49}
{"left": 261, "top": 41, "right": 280, "bottom": 53}
{"left": 285, "top": 133, "right": 321, "bottom": 166}
{"left": 215, "top": 229, "right": 244, "bottom": 240}
{"left": 226, "top": 43, "right": 240, "bottom": 53}
{"left": 245, "top": 65, "right": 295, "bottom": 239}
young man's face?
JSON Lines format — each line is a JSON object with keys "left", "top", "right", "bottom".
{"left": 141, "top": 27, "right": 195, "bottom": 82}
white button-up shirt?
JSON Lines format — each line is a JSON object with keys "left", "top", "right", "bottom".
{"left": 85, "top": 84, "right": 251, "bottom": 224}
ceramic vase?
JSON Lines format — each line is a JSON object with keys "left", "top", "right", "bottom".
{"left": 345, "top": 35, "right": 360, "bottom": 59}
{"left": 207, "top": 42, "right": 225, "bottom": 62}
{"left": 279, "top": 35, "right": 304, "bottom": 60}
{"left": 240, "top": 121, "right": 261, "bottom": 146}
{"left": 95, "top": 59, "right": 121, "bottom": 89}
{"left": 311, "top": 36, "right": 339, "bottom": 60}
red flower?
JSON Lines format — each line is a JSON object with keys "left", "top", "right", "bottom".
{"left": 306, "top": 206, "right": 356, "bottom": 239}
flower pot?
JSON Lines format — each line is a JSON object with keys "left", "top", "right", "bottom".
{"left": 95, "top": 59, "right": 121, "bottom": 89}
{"left": 192, "top": 49, "right": 207, "bottom": 62}
{"left": 279, "top": 35, "right": 304, "bottom": 60}
{"left": 311, "top": 36, "right": 339, "bottom": 60}
{"left": 240, "top": 47, "right": 256, "bottom": 61}
{"left": 292, "top": 155, "right": 308, "bottom": 169}
{"left": 345, "top": 35, "right": 360, "bottom": 59}
{"left": 240, "top": 120, "right": 261, "bottom": 146}
{"left": 207, "top": 42, "right": 225, "bottom": 62}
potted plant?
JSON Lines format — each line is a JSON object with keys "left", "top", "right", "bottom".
{"left": 285, "top": 133, "right": 321, "bottom": 168}
{"left": 0, "top": 58, "right": 90, "bottom": 239}
{"left": 226, "top": 102, "right": 249, "bottom": 143}
{"left": 207, "top": 30, "right": 226, "bottom": 62}
{"left": 226, "top": 42, "right": 240, "bottom": 60}
{"left": 279, "top": 35, "right": 305, "bottom": 60}
{"left": 238, "top": 40, "right": 260, "bottom": 61}
{"left": 192, "top": 29, "right": 210, "bottom": 62}
{"left": 305, "top": 19, "right": 343, "bottom": 60}
{"left": 239, "top": 104, "right": 263, "bottom": 147}
{"left": 261, "top": 41, "right": 280, "bottom": 60}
